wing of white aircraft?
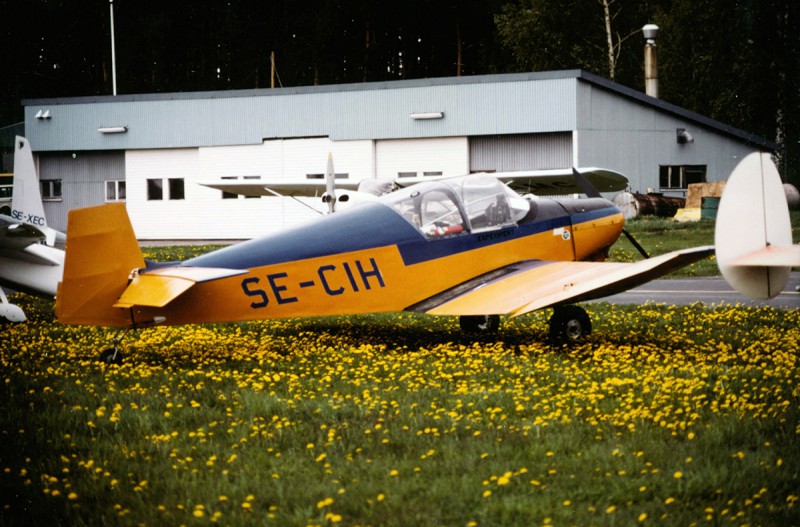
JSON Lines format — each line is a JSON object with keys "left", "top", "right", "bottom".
{"left": 0, "top": 136, "right": 66, "bottom": 322}
{"left": 198, "top": 167, "right": 627, "bottom": 202}
{"left": 198, "top": 179, "right": 363, "bottom": 197}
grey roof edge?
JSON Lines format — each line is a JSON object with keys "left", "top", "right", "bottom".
{"left": 22, "top": 70, "right": 584, "bottom": 106}
{"left": 22, "top": 68, "right": 778, "bottom": 151}
{"left": 575, "top": 70, "right": 779, "bottom": 151}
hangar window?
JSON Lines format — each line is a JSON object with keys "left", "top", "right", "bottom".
{"left": 306, "top": 173, "right": 349, "bottom": 180}
{"left": 147, "top": 178, "right": 163, "bottom": 200}
{"left": 0, "top": 175, "right": 12, "bottom": 199}
{"left": 659, "top": 165, "right": 706, "bottom": 191}
{"left": 105, "top": 180, "right": 126, "bottom": 202}
{"left": 221, "top": 176, "right": 261, "bottom": 199}
{"left": 148, "top": 178, "right": 186, "bottom": 200}
{"left": 169, "top": 178, "right": 185, "bottom": 200}
{"left": 41, "top": 180, "right": 62, "bottom": 201}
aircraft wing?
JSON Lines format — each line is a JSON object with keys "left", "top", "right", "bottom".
{"left": 113, "top": 266, "right": 247, "bottom": 309}
{"left": 493, "top": 168, "right": 628, "bottom": 196}
{"left": 410, "top": 246, "right": 714, "bottom": 317}
{"left": 197, "top": 179, "right": 362, "bottom": 197}
{"left": 392, "top": 167, "right": 627, "bottom": 195}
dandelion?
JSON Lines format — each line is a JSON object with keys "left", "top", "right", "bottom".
{"left": 673, "top": 471, "right": 683, "bottom": 479}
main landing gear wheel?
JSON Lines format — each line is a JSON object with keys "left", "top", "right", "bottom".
{"left": 459, "top": 314, "right": 500, "bottom": 334}
{"left": 100, "top": 347, "right": 124, "bottom": 365}
{"left": 548, "top": 305, "right": 591, "bottom": 342}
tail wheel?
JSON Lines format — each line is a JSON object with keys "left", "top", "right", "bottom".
{"left": 100, "top": 348, "right": 124, "bottom": 365}
{"left": 459, "top": 314, "right": 500, "bottom": 334}
{"left": 549, "top": 305, "right": 591, "bottom": 342}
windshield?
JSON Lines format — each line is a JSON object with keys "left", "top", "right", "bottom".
{"left": 384, "top": 174, "right": 530, "bottom": 238}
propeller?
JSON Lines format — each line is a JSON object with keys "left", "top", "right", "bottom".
{"left": 572, "top": 168, "right": 650, "bottom": 259}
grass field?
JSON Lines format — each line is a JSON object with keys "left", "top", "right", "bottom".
{"left": 1, "top": 292, "right": 798, "bottom": 526}
{"left": 2, "top": 211, "right": 799, "bottom": 526}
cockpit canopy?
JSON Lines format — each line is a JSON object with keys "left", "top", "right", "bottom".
{"left": 384, "top": 174, "right": 530, "bottom": 238}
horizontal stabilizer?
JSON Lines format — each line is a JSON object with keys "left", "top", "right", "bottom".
{"left": 729, "top": 245, "right": 800, "bottom": 267}
{"left": 414, "top": 246, "right": 714, "bottom": 317}
{"left": 0, "top": 218, "right": 46, "bottom": 249}
{"left": 114, "top": 267, "right": 246, "bottom": 308}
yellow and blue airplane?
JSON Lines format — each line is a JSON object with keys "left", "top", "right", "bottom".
{"left": 55, "top": 153, "right": 797, "bottom": 363}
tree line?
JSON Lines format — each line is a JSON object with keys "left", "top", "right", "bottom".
{"left": 2, "top": 0, "right": 797, "bottom": 183}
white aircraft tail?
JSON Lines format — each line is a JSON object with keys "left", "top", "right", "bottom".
{"left": 715, "top": 152, "right": 800, "bottom": 299}
{"left": 11, "top": 136, "right": 64, "bottom": 247}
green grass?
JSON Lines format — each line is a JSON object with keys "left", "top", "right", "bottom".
{"left": 1, "top": 295, "right": 798, "bottom": 526}
{"left": 609, "top": 211, "right": 800, "bottom": 276}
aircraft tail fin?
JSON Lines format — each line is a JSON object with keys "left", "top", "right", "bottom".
{"left": 715, "top": 152, "right": 799, "bottom": 299}
{"left": 12, "top": 137, "right": 47, "bottom": 229}
{"left": 11, "top": 136, "right": 65, "bottom": 247}
{"left": 322, "top": 152, "right": 337, "bottom": 213}
{"left": 56, "top": 203, "right": 146, "bottom": 327}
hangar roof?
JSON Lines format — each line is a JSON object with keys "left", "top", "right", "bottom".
{"left": 23, "top": 69, "right": 777, "bottom": 152}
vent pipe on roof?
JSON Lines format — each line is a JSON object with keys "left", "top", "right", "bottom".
{"left": 643, "top": 24, "right": 659, "bottom": 98}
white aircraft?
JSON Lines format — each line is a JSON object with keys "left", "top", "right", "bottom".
{"left": 198, "top": 153, "right": 630, "bottom": 215}
{"left": 0, "top": 137, "right": 65, "bottom": 322}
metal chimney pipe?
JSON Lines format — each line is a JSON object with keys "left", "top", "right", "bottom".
{"left": 643, "top": 24, "right": 659, "bottom": 98}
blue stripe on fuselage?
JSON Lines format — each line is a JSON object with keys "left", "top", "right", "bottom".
{"left": 183, "top": 203, "right": 424, "bottom": 270}
{"left": 183, "top": 201, "right": 620, "bottom": 270}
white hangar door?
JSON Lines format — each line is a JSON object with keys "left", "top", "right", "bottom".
{"left": 469, "top": 133, "right": 572, "bottom": 172}
{"left": 375, "top": 138, "right": 469, "bottom": 179}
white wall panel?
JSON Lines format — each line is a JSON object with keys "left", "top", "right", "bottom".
{"left": 375, "top": 137, "right": 468, "bottom": 179}
{"left": 126, "top": 139, "right": 374, "bottom": 240}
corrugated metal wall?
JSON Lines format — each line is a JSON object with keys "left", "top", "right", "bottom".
{"left": 574, "top": 84, "right": 759, "bottom": 194}
{"left": 39, "top": 151, "right": 125, "bottom": 231}
{"left": 469, "top": 133, "right": 572, "bottom": 172}
{"left": 24, "top": 74, "right": 578, "bottom": 152}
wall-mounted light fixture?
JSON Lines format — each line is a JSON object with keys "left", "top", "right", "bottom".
{"left": 98, "top": 126, "right": 128, "bottom": 134}
{"left": 410, "top": 112, "right": 444, "bottom": 120}
{"left": 676, "top": 128, "right": 694, "bottom": 144}
{"left": 35, "top": 110, "right": 52, "bottom": 120}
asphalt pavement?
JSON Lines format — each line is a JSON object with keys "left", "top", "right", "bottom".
{"left": 596, "top": 272, "right": 800, "bottom": 309}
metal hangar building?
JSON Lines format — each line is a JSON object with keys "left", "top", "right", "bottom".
{"left": 20, "top": 69, "right": 777, "bottom": 240}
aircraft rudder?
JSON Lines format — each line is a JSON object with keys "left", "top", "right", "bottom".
{"left": 715, "top": 152, "right": 797, "bottom": 299}
{"left": 11, "top": 136, "right": 48, "bottom": 230}
{"left": 56, "top": 203, "right": 145, "bottom": 326}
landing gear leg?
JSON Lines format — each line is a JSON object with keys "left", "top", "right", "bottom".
{"left": 459, "top": 314, "right": 500, "bottom": 334}
{"left": 99, "top": 329, "right": 131, "bottom": 365}
{"left": 548, "top": 305, "right": 591, "bottom": 342}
